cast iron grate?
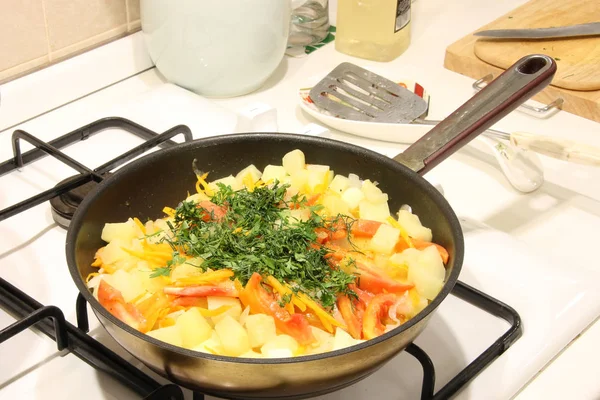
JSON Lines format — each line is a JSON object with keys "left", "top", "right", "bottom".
{"left": 0, "top": 118, "right": 522, "bottom": 399}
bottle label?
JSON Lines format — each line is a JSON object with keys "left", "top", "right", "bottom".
{"left": 395, "top": 0, "right": 411, "bottom": 32}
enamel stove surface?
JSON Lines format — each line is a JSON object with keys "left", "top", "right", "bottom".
{"left": 1, "top": 83, "right": 599, "bottom": 400}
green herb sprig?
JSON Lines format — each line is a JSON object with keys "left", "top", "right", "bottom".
{"left": 159, "top": 182, "right": 357, "bottom": 308}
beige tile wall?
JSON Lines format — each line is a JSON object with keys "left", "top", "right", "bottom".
{"left": 0, "top": 0, "right": 141, "bottom": 84}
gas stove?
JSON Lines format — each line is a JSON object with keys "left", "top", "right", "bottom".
{"left": 1, "top": 82, "right": 598, "bottom": 400}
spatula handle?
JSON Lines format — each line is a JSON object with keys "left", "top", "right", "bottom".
{"left": 509, "top": 132, "right": 600, "bottom": 166}
{"left": 394, "top": 54, "right": 556, "bottom": 175}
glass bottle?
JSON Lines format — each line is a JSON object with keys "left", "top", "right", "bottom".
{"left": 335, "top": 0, "right": 411, "bottom": 62}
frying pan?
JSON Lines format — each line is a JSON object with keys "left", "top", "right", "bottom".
{"left": 66, "top": 55, "right": 555, "bottom": 399}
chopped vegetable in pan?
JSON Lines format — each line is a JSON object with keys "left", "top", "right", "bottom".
{"left": 87, "top": 149, "right": 449, "bottom": 358}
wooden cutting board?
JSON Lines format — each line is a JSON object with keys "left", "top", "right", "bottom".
{"left": 474, "top": 0, "right": 600, "bottom": 91}
{"left": 444, "top": 0, "right": 600, "bottom": 123}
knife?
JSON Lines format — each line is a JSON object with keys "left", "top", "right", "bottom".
{"left": 474, "top": 22, "right": 600, "bottom": 39}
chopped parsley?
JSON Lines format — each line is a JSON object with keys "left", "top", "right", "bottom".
{"left": 159, "top": 182, "right": 357, "bottom": 308}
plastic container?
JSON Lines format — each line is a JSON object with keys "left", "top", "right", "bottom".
{"left": 335, "top": 0, "right": 411, "bottom": 62}
{"left": 141, "top": 0, "right": 290, "bottom": 97}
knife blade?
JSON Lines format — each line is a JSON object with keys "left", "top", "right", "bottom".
{"left": 474, "top": 22, "right": 600, "bottom": 39}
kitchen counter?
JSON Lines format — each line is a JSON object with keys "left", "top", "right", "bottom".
{"left": 0, "top": 0, "right": 598, "bottom": 398}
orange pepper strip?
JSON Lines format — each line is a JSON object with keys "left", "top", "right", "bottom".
{"left": 296, "top": 292, "right": 346, "bottom": 333}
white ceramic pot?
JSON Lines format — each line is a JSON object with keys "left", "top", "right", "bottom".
{"left": 141, "top": 0, "right": 291, "bottom": 97}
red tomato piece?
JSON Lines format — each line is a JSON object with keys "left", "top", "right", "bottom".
{"left": 98, "top": 279, "right": 145, "bottom": 330}
{"left": 239, "top": 273, "right": 315, "bottom": 346}
{"left": 356, "top": 266, "right": 414, "bottom": 295}
{"left": 163, "top": 284, "right": 238, "bottom": 297}
{"left": 362, "top": 293, "right": 398, "bottom": 340}
{"left": 337, "top": 295, "right": 364, "bottom": 340}
{"left": 197, "top": 201, "right": 227, "bottom": 222}
{"left": 350, "top": 219, "right": 383, "bottom": 238}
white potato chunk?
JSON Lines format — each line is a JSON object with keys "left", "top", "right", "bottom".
{"left": 262, "top": 165, "right": 288, "bottom": 184}
{"left": 341, "top": 187, "right": 365, "bottom": 209}
{"left": 192, "top": 331, "right": 223, "bottom": 355}
{"left": 236, "top": 164, "right": 262, "bottom": 187}
{"left": 106, "top": 269, "right": 145, "bottom": 303}
{"left": 240, "top": 350, "right": 264, "bottom": 358}
{"left": 397, "top": 210, "right": 432, "bottom": 242}
{"left": 370, "top": 224, "right": 401, "bottom": 255}
{"left": 332, "top": 327, "right": 364, "bottom": 351}
{"left": 207, "top": 296, "right": 242, "bottom": 324}
{"left": 322, "top": 194, "right": 350, "bottom": 216}
{"left": 348, "top": 173, "right": 362, "bottom": 188}
{"left": 145, "top": 219, "right": 173, "bottom": 244}
{"left": 170, "top": 261, "right": 203, "bottom": 281}
{"left": 306, "top": 327, "right": 334, "bottom": 355}
{"left": 147, "top": 326, "right": 183, "bottom": 347}
{"left": 288, "top": 169, "right": 309, "bottom": 193}
{"left": 214, "top": 315, "right": 251, "bottom": 356}
{"left": 175, "top": 307, "right": 213, "bottom": 348}
{"left": 328, "top": 175, "right": 351, "bottom": 194}
{"left": 261, "top": 335, "right": 299, "bottom": 358}
{"left": 361, "top": 180, "right": 388, "bottom": 204}
{"left": 245, "top": 314, "right": 277, "bottom": 348}
{"left": 132, "top": 264, "right": 167, "bottom": 293}
{"left": 185, "top": 192, "right": 210, "bottom": 203}
{"left": 306, "top": 164, "right": 330, "bottom": 172}
{"left": 282, "top": 150, "right": 306, "bottom": 175}
{"left": 99, "top": 239, "right": 131, "bottom": 265}
{"left": 392, "top": 247, "right": 445, "bottom": 300}
{"left": 208, "top": 175, "right": 242, "bottom": 192}
{"left": 306, "top": 169, "right": 329, "bottom": 193}
{"left": 101, "top": 219, "right": 139, "bottom": 243}
{"left": 358, "top": 200, "right": 390, "bottom": 222}
{"left": 288, "top": 208, "right": 311, "bottom": 223}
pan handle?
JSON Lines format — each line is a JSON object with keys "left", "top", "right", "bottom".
{"left": 394, "top": 54, "right": 556, "bottom": 175}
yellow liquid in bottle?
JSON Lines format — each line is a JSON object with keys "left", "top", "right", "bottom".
{"left": 335, "top": 0, "right": 411, "bottom": 62}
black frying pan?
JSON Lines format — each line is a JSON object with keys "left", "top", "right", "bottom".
{"left": 66, "top": 55, "right": 555, "bottom": 399}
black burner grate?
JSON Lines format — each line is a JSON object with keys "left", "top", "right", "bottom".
{"left": 0, "top": 118, "right": 522, "bottom": 399}
{"left": 0, "top": 117, "right": 193, "bottom": 225}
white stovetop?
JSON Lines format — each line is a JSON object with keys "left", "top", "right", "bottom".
{"left": 1, "top": 0, "right": 599, "bottom": 399}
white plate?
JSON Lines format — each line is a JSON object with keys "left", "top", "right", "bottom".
{"left": 297, "top": 66, "right": 434, "bottom": 144}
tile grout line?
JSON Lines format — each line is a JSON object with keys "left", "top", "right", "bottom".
{"left": 40, "top": 0, "right": 53, "bottom": 62}
{"left": 125, "top": 0, "right": 131, "bottom": 25}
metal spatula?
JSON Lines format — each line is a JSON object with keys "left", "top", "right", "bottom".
{"left": 309, "top": 62, "right": 600, "bottom": 167}
{"left": 308, "top": 62, "right": 429, "bottom": 123}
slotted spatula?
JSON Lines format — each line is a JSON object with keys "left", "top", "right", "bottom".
{"left": 308, "top": 62, "right": 429, "bottom": 123}
{"left": 309, "top": 62, "right": 600, "bottom": 166}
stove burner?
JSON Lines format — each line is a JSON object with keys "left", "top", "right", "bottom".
{"left": 50, "top": 173, "right": 111, "bottom": 228}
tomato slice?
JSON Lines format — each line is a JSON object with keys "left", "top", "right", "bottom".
{"left": 351, "top": 219, "right": 382, "bottom": 238}
{"left": 163, "top": 283, "right": 238, "bottom": 297}
{"left": 314, "top": 218, "right": 348, "bottom": 244}
{"left": 197, "top": 201, "right": 227, "bottom": 222}
{"left": 239, "top": 273, "right": 315, "bottom": 346}
{"left": 98, "top": 279, "right": 146, "bottom": 330}
{"left": 337, "top": 295, "right": 364, "bottom": 339}
{"left": 348, "top": 283, "right": 374, "bottom": 304}
{"left": 356, "top": 263, "right": 414, "bottom": 294}
{"left": 362, "top": 293, "right": 398, "bottom": 340}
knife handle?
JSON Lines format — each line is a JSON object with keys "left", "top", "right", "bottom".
{"left": 510, "top": 132, "right": 600, "bottom": 166}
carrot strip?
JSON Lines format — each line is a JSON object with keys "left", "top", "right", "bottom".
{"left": 296, "top": 292, "right": 346, "bottom": 333}
{"left": 173, "top": 270, "right": 234, "bottom": 286}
